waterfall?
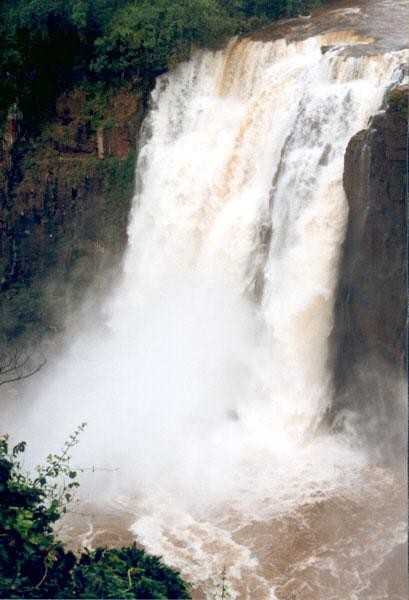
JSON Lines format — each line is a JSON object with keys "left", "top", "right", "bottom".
{"left": 6, "top": 29, "right": 407, "bottom": 600}
{"left": 116, "top": 34, "right": 401, "bottom": 444}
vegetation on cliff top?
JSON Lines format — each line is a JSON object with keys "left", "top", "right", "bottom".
{"left": 1, "top": 0, "right": 323, "bottom": 127}
{"left": 0, "top": 429, "right": 191, "bottom": 598}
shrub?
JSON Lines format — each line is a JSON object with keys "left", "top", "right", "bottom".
{"left": 0, "top": 429, "right": 191, "bottom": 599}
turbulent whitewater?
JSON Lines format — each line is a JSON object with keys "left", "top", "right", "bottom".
{"left": 5, "top": 6, "right": 408, "bottom": 600}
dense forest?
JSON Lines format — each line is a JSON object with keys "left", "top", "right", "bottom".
{"left": 0, "top": 0, "right": 323, "bottom": 128}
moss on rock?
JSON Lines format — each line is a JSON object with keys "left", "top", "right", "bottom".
{"left": 0, "top": 85, "right": 146, "bottom": 340}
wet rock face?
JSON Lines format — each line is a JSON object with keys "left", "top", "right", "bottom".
{"left": 331, "top": 86, "right": 407, "bottom": 423}
{"left": 0, "top": 88, "right": 145, "bottom": 338}
{"left": 54, "top": 89, "right": 141, "bottom": 158}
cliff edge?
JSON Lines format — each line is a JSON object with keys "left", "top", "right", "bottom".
{"left": 0, "top": 87, "right": 145, "bottom": 339}
{"left": 331, "top": 85, "right": 407, "bottom": 450}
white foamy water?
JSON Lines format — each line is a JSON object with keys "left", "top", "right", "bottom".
{"left": 3, "top": 27, "right": 408, "bottom": 600}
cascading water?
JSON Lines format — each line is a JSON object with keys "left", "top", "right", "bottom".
{"left": 120, "top": 33, "right": 401, "bottom": 445}
{"left": 4, "top": 8, "right": 408, "bottom": 600}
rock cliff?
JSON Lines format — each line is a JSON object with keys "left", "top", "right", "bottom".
{"left": 331, "top": 85, "right": 407, "bottom": 450}
{"left": 0, "top": 87, "right": 146, "bottom": 339}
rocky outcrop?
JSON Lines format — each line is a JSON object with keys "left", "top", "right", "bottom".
{"left": 0, "top": 87, "right": 146, "bottom": 339}
{"left": 1, "top": 106, "right": 23, "bottom": 177}
{"left": 330, "top": 86, "right": 407, "bottom": 451}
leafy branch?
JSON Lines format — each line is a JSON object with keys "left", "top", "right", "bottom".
{"left": 35, "top": 422, "right": 87, "bottom": 513}
{"left": 0, "top": 428, "right": 191, "bottom": 598}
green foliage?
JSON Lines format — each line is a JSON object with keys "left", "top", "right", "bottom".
{"left": 64, "top": 546, "right": 191, "bottom": 598}
{"left": 76, "top": 82, "right": 111, "bottom": 126}
{"left": 90, "top": 0, "right": 323, "bottom": 79}
{"left": 0, "top": 0, "right": 325, "bottom": 128}
{"left": 92, "top": 0, "right": 232, "bottom": 80}
{"left": 221, "top": 0, "right": 320, "bottom": 21}
{"left": 0, "top": 429, "right": 191, "bottom": 598}
{"left": 0, "top": 425, "right": 85, "bottom": 598}
{"left": 0, "top": 1, "right": 131, "bottom": 127}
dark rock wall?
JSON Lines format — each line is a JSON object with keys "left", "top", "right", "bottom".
{"left": 0, "top": 88, "right": 146, "bottom": 339}
{"left": 330, "top": 86, "right": 407, "bottom": 447}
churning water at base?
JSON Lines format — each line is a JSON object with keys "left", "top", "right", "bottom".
{"left": 4, "top": 8, "right": 408, "bottom": 600}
